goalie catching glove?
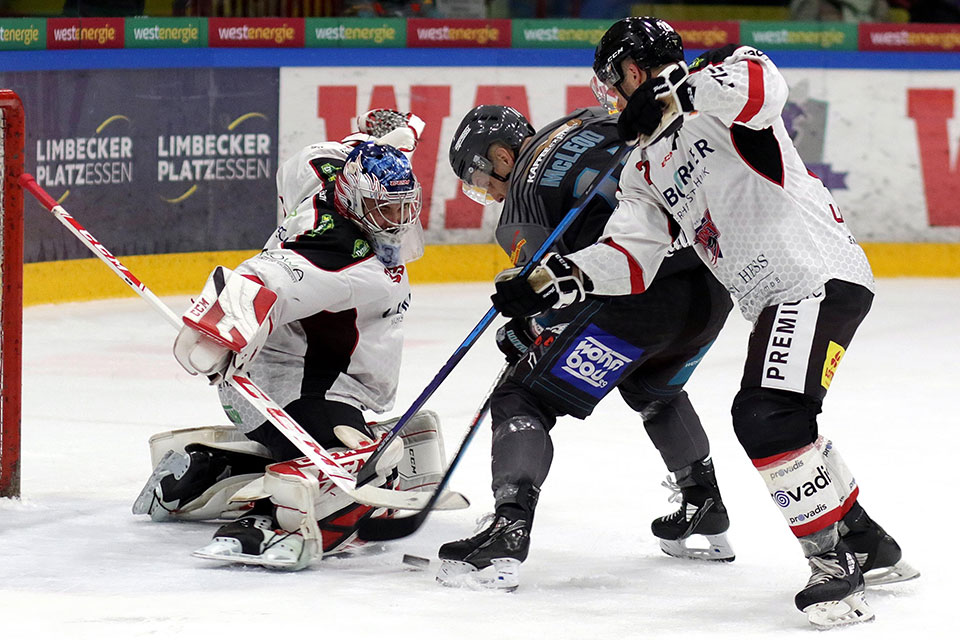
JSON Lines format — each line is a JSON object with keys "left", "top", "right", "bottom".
{"left": 174, "top": 266, "right": 277, "bottom": 385}
{"left": 491, "top": 253, "right": 592, "bottom": 318}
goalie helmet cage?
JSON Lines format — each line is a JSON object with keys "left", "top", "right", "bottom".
{"left": 0, "top": 89, "right": 24, "bottom": 498}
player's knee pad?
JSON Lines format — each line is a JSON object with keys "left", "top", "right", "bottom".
{"left": 490, "top": 380, "right": 557, "bottom": 430}
{"left": 367, "top": 410, "right": 446, "bottom": 493}
{"left": 258, "top": 427, "right": 403, "bottom": 556}
{"left": 731, "top": 387, "right": 821, "bottom": 459}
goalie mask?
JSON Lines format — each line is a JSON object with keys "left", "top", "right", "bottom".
{"left": 334, "top": 142, "right": 424, "bottom": 266}
{"left": 591, "top": 17, "right": 684, "bottom": 112}
{"left": 449, "top": 105, "right": 534, "bottom": 205}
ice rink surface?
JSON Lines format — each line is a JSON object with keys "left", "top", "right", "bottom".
{"left": 3, "top": 279, "right": 956, "bottom": 639}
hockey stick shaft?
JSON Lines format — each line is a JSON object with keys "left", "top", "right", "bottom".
{"left": 359, "top": 364, "right": 507, "bottom": 541}
{"left": 356, "top": 147, "right": 630, "bottom": 487}
{"left": 15, "top": 174, "right": 369, "bottom": 488}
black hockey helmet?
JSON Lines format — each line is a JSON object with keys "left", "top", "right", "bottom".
{"left": 449, "top": 105, "right": 535, "bottom": 186}
{"left": 593, "top": 17, "right": 684, "bottom": 91}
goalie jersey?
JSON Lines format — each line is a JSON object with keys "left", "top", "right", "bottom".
{"left": 220, "top": 142, "right": 410, "bottom": 430}
{"left": 567, "top": 47, "right": 874, "bottom": 322}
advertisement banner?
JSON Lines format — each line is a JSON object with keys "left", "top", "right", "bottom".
{"left": 47, "top": 18, "right": 125, "bottom": 49}
{"left": 280, "top": 64, "right": 960, "bottom": 247}
{"left": 511, "top": 19, "right": 612, "bottom": 48}
{"left": 306, "top": 18, "right": 405, "bottom": 47}
{"left": 672, "top": 21, "right": 740, "bottom": 49}
{"left": 0, "top": 18, "right": 45, "bottom": 50}
{"left": 859, "top": 23, "right": 960, "bottom": 52}
{"left": 0, "top": 67, "right": 279, "bottom": 263}
{"left": 407, "top": 18, "right": 511, "bottom": 47}
{"left": 125, "top": 17, "right": 207, "bottom": 48}
{"left": 742, "top": 21, "right": 857, "bottom": 50}
{"left": 208, "top": 17, "right": 304, "bottom": 48}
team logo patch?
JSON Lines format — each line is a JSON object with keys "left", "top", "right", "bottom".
{"left": 693, "top": 209, "right": 723, "bottom": 264}
{"left": 550, "top": 324, "right": 643, "bottom": 398}
{"left": 821, "top": 340, "right": 845, "bottom": 390}
{"left": 352, "top": 239, "right": 371, "bottom": 258}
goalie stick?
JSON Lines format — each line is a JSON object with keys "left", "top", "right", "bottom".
{"left": 358, "top": 365, "right": 507, "bottom": 541}
{"left": 18, "top": 174, "right": 460, "bottom": 512}
{"left": 355, "top": 146, "right": 632, "bottom": 488}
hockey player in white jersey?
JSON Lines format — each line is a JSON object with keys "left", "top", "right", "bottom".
{"left": 490, "top": 18, "right": 917, "bottom": 627}
{"left": 133, "top": 111, "right": 447, "bottom": 570}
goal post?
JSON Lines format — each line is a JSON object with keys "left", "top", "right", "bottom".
{"left": 1, "top": 89, "right": 24, "bottom": 499}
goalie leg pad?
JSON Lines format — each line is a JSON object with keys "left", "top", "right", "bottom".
{"left": 263, "top": 427, "right": 403, "bottom": 555}
{"left": 368, "top": 410, "right": 447, "bottom": 493}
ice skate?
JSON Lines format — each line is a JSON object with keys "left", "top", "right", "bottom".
{"left": 840, "top": 502, "right": 919, "bottom": 586}
{"left": 795, "top": 541, "right": 874, "bottom": 628}
{"left": 652, "top": 457, "right": 734, "bottom": 562}
{"left": 437, "top": 512, "right": 530, "bottom": 592}
{"left": 193, "top": 514, "right": 317, "bottom": 571}
{"left": 132, "top": 444, "right": 267, "bottom": 521}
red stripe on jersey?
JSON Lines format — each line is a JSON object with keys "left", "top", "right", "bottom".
{"left": 735, "top": 60, "right": 764, "bottom": 124}
{"left": 251, "top": 287, "right": 277, "bottom": 324}
{"left": 602, "top": 239, "right": 646, "bottom": 294}
{"left": 242, "top": 274, "right": 265, "bottom": 286}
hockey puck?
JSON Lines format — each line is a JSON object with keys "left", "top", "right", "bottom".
{"left": 402, "top": 554, "right": 431, "bottom": 570}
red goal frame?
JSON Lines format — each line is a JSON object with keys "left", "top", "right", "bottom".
{"left": 1, "top": 89, "right": 24, "bottom": 498}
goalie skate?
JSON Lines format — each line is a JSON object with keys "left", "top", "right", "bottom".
{"left": 192, "top": 514, "right": 317, "bottom": 571}
{"left": 133, "top": 445, "right": 267, "bottom": 522}
{"left": 796, "top": 542, "right": 875, "bottom": 628}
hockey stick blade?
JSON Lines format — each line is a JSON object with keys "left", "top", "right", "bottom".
{"left": 354, "top": 147, "right": 633, "bottom": 488}
{"left": 17, "top": 174, "right": 450, "bottom": 512}
{"left": 358, "top": 365, "right": 506, "bottom": 541}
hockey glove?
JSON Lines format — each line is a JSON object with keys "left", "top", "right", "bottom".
{"left": 689, "top": 43, "right": 740, "bottom": 73}
{"left": 174, "top": 266, "right": 277, "bottom": 385}
{"left": 491, "top": 253, "right": 591, "bottom": 318}
{"left": 618, "top": 62, "right": 692, "bottom": 146}
{"left": 495, "top": 317, "right": 542, "bottom": 365}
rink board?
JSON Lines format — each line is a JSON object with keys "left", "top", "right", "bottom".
{"left": 0, "top": 48, "right": 957, "bottom": 303}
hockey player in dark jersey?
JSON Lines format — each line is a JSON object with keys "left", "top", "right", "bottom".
{"left": 488, "top": 18, "right": 918, "bottom": 626}
{"left": 133, "top": 111, "right": 455, "bottom": 570}
{"left": 436, "top": 104, "right": 736, "bottom": 590}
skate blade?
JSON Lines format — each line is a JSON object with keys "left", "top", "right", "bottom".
{"left": 436, "top": 558, "right": 520, "bottom": 592}
{"left": 864, "top": 560, "right": 920, "bottom": 587}
{"left": 192, "top": 545, "right": 304, "bottom": 571}
{"left": 132, "top": 450, "right": 189, "bottom": 520}
{"left": 659, "top": 533, "right": 735, "bottom": 562}
{"left": 803, "top": 591, "right": 875, "bottom": 628}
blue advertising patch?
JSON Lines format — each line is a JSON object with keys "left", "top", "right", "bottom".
{"left": 550, "top": 324, "right": 644, "bottom": 398}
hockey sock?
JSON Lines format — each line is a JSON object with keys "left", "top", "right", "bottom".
{"left": 752, "top": 442, "right": 848, "bottom": 549}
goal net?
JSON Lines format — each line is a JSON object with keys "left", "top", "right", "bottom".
{"left": 1, "top": 89, "right": 23, "bottom": 498}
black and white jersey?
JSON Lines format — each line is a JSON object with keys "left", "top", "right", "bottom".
{"left": 496, "top": 107, "right": 626, "bottom": 265}
{"left": 568, "top": 47, "right": 874, "bottom": 322}
{"left": 219, "top": 142, "right": 410, "bottom": 432}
